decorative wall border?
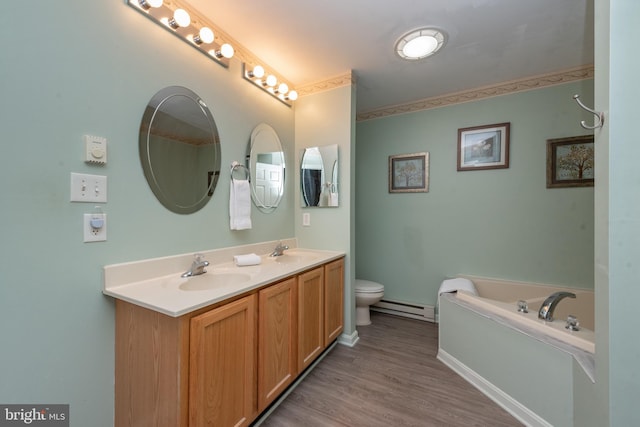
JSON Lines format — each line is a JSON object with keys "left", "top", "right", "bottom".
{"left": 356, "top": 65, "right": 594, "bottom": 122}
{"left": 296, "top": 72, "right": 355, "bottom": 97}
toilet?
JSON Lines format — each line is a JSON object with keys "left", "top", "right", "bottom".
{"left": 355, "top": 279, "right": 385, "bottom": 326}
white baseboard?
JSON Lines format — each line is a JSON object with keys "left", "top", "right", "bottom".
{"left": 337, "top": 329, "right": 359, "bottom": 347}
{"left": 436, "top": 348, "right": 552, "bottom": 427}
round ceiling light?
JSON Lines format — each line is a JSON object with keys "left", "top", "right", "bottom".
{"left": 395, "top": 28, "right": 447, "bottom": 60}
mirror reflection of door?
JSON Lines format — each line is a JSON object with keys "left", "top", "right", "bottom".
{"left": 301, "top": 148, "right": 323, "bottom": 206}
{"left": 255, "top": 154, "right": 284, "bottom": 208}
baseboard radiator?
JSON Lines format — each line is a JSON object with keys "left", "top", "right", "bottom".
{"left": 371, "top": 299, "right": 435, "bottom": 323}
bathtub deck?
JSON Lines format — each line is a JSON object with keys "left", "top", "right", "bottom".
{"left": 260, "top": 312, "right": 522, "bottom": 426}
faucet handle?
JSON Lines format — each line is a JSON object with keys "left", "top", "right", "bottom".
{"left": 565, "top": 315, "right": 580, "bottom": 331}
{"left": 517, "top": 300, "right": 529, "bottom": 313}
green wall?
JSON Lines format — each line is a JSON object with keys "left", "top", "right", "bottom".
{"left": 356, "top": 80, "right": 595, "bottom": 307}
{"left": 0, "top": 2, "right": 295, "bottom": 425}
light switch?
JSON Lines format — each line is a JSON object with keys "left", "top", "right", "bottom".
{"left": 70, "top": 173, "right": 107, "bottom": 203}
{"left": 302, "top": 212, "right": 311, "bottom": 227}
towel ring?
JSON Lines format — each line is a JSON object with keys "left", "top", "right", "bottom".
{"left": 230, "top": 161, "right": 250, "bottom": 181}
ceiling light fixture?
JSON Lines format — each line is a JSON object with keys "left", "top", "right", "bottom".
{"left": 395, "top": 28, "right": 447, "bottom": 60}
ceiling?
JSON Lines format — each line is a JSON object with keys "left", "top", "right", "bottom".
{"left": 188, "top": 0, "right": 594, "bottom": 115}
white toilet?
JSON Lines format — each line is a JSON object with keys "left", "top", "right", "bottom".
{"left": 355, "top": 279, "right": 385, "bottom": 326}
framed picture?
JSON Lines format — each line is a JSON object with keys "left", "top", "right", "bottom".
{"left": 457, "top": 122, "right": 510, "bottom": 171}
{"left": 546, "top": 135, "right": 594, "bottom": 188}
{"left": 389, "top": 152, "right": 429, "bottom": 193}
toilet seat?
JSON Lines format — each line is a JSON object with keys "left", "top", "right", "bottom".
{"left": 355, "top": 279, "right": 384, "bottom": 293}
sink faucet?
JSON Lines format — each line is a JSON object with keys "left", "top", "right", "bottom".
{"left": 269, "top": 242, "right": 289, "bottom": 257}
{"left": 538, "top": 291, "right": 576, "bottom": 321}
{"left": 181, "top": 254, "right": 210, "bottom": 278}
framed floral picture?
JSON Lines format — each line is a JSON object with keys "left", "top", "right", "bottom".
{"left": 457, "top": 122, "right": 510, "bottom": 171}
{"left": 546, "top": 135, "right": 594, "bottom": 188}
{"left": 389, "top": 152, "right": 429, "bottom": 193}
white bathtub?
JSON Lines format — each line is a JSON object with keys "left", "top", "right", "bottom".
{"left": 455, "top": 275, "right": 595, "bottom": 353}
{"left": 437, "top": 275, "right": 596, "bottom": 426}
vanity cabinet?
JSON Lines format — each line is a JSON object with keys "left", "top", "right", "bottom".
{"left": 297, "top": 267, "right": 325, "bottom": 371}
{"left": 258, "top": 277, "right": 297, "bottom": 411}
{"left": 189, "top": 294, "right": 257, "bottom": 426}
{"left": 114, "top": 256, "right": 343, "bottom": 427}
{"left": 298, "top": 258, "right": 345, "bottom": 371}
{"left": 324, "top": 258, "right": 345, "bottom": 345}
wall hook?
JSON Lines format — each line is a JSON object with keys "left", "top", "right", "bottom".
{"left": 573, "top": 94, "right": 604, "bottom": 130}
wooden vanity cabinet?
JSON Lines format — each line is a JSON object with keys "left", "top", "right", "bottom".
{"left": 257, "top": 277, "right": 297, "bottom": 412}
{"left": 297, "top": 258, "right": 345, "bottom": 371}
{"left": 297, "top": 266, "right": 325, "bottom": 371}
{"left": 189, "top": 294, "right": 257, "bottom": 426}
{"left": 114, "top": 256, "right": 344, "bottom": 427}
{"left": 324, "top": 258, "right": 345, "bottom": 345}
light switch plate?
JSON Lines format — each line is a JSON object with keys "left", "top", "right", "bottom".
{"left": 302, "top": 212, "right": 311, "bottom": 226}
{"left": 70, "top": 173, "right": 107, "bottom": 203}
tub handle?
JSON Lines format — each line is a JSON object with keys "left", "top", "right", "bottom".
{"left": 517, "top": 300, "right": 529, "bottom": 313}
{"left": 565, "top": 315, "right": 580, "bottom": 331}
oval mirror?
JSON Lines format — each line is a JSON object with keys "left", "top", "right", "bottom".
{"left": 247, "top": 123, "right": 285, "bottom": 213}
{"left": 301, "top": 144, "right": 339, "bottom": 207}
{"left": 139, "top": 86, "right": 221, "bottom": 214}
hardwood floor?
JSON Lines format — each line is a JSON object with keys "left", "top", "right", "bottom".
{"left": 259, "top": 312, "right": 522, "bottom": 427}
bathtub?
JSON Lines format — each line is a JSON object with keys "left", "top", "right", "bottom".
{"left": 437, "top": 276, "right": 595, "bottom": 427}
{"left": 455, "top": 275, "right": 595, "bottom": 353}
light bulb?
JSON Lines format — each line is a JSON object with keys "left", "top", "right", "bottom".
{"left": 249, "top": 65, "right": 265, "bottom": 79}
{"left": 169, "top": 8, "right": 190, "bottom": 28}
{"left": 277, "top": 83, "right": 289, "bottom": 94}
{"left": 220, "top": 43, "right": 234, "bottom": 59}
{"left": 265, "top": 75, "right": 277, "bottom": 87}
{"left": 138, "top": 0, "right": 163, "bottom": 9}
{"left": 194, "top": 27, "right": 214, "bottom": 44}
{"left": 286, "top": 90, "right": 298, "bottom": 101}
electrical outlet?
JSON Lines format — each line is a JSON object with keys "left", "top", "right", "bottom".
{"left": 84, "top": 213, "right": 107, "bottom": 242}
{"left": 70, "top": 173, "right": 107, "bottom": 203}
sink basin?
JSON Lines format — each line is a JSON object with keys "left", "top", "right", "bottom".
{"left": 179, "top": 272, "right": 252, "bottom": 291}
{"left": 271, "top": 250, "right": 319, "bottom": 265}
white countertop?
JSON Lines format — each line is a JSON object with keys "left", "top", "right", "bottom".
{"left": 103, "top": 241, "right": 344, "bottom": 317}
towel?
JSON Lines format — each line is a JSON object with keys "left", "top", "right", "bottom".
{"left": 437, "top": 278, "right": 478, "bottom": 296}
{"left": 230, "top": 178, "right": 252, "bottom": 230}
{"left": 234, "top": 253, "right": 262, "bottom": 266}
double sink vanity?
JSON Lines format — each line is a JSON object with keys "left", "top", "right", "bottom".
{"left": 103, "top": 240, "right": 345, "bottom": 426}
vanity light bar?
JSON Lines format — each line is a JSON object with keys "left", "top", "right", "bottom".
{"left": 127, "top": 0, "right": 234, "bottom": 68}
{"left": 242, "top": 63, "right": 298, "bottom": 107}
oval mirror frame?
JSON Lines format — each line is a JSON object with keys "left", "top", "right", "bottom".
{"left": 139, "top": 86, "right": 221, "bottom": 214}
{"left": 247, "top": 123, "right": 285, "bottom": 213}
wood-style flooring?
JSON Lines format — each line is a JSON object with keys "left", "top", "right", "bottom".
{"left": 259, "top": 312, "right": 522, "bottom": 427}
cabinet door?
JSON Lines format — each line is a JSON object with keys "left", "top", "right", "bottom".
{"left": 258, "top": 277, "right": 297, "bottom": 411}
{"left": 189, "top": 294, "right": 257, "bottom": 427}
{"left": 297, "top": 267, "right": 324, "bottom": 371}
{"left": 324, "top": 258, "right": 344, "bottom": 346}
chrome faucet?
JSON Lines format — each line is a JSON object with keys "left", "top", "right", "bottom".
{"left": 269, "top": 242, "right": 289, "bottom": 257}
{"left": 181, "top": 254, "right": 210, "bottom": 278}
{"left": 538, "top": 291, "right": 576, "bottom": 321}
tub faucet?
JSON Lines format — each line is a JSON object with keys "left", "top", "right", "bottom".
{"left": 538, "top": 291, "right": 576, "bottom": 321}
{"left": 270, "top": 242, "right": 289, "bottom": 257}
{"left": 181, "top": 254, "right": 209, "bottom": 278}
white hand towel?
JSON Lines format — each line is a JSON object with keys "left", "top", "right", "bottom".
{"left": 230, "top": 178, "right": 252, "bottom": 230}
{"left": 234, "top": 253, "right": 262, "bottom": 266}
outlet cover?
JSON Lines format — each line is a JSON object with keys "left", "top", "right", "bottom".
{"left": 84, "top": 213, "right": 107, "bottom": 242}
